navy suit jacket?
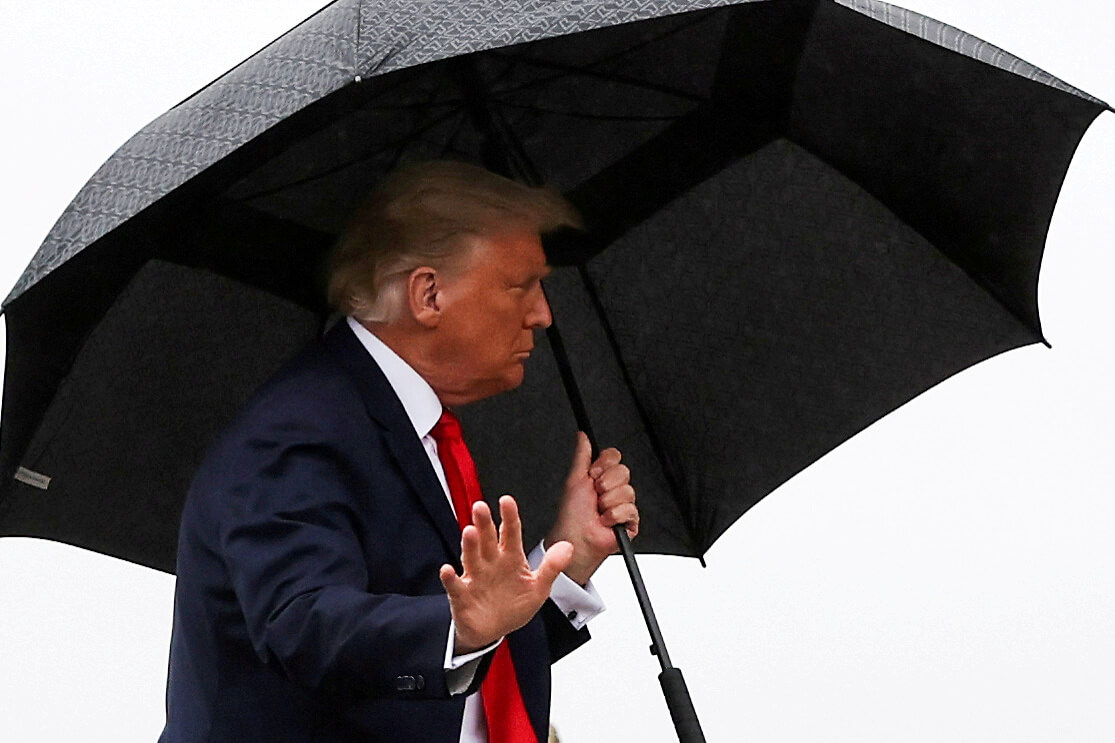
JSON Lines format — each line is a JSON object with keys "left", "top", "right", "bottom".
{"left": 160, "top": 321, "right": 589, "bottom": 742}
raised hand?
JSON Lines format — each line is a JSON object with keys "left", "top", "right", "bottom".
{"left": 545, "top": 432, "right": 639, "bottom": 586}
{"left": 439, "top": 495, "right": 573, "bottom": 654}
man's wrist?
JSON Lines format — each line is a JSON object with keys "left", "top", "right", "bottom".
{"left": 531, "top": 540, "right": 606, "bottom": 629}
{"left": 542, "top": 536, "right": 600, "bottom": 586}
{"left": 452, "top": 626, "right": 495, "bottom": 656}
{"left": 446, "top": 620, "right": 501, "bottom": 668}
{"left": 563, "top": 561, "right": 596, "bottom": 587}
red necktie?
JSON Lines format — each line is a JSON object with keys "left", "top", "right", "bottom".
{"left": 430, "top": 409, "right": 537, "bottom": 743}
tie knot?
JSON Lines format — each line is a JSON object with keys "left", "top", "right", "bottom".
{"left": 430, "top": 408, "right": 462, "bottom": 445}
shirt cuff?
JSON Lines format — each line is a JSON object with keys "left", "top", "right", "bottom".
{"left": 444, "top": 621, "right": 502, "bottom": 695}
{"left": 527, "top": 541, "right": 606, "bottom": 631}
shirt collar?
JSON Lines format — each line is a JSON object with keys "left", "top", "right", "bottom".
{"left": 346, "top": 316, "right": 443, "bottom": 438}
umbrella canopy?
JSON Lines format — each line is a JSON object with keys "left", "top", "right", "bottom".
{"left": 0, "top": 0, "right": 1108, "bottom": 573}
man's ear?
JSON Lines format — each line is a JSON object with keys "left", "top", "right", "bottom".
{"left": 406, "top": 266, "right": 442, "bottom": 328}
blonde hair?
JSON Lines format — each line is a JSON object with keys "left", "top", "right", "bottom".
{"left": 327, "top": 161, "right": 582, "bottom": 323}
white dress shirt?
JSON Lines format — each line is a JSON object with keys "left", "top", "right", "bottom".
{"left": 346, "top": 317, "right": 604, "bottom": 743}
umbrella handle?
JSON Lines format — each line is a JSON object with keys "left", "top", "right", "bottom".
{"left": 613, "top": 526, "right": 707, "bottom": 742}
{"left": 659, "top": 667, "right": 707, "bottom": 743}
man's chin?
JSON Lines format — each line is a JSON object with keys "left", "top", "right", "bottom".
{"left": 504, "top": 364, "right": 526, "bottom": 390}
{"left": 457, "top": 367, "right": 526, "bottom": 406}
{"left": 495, "top": 362, "right": 528, "bottom": 396}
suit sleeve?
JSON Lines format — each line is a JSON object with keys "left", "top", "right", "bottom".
{"left": 215, "top": 417, "right": 455, "bottom": 700}
{"left": 540, "top": 599, "right": 592, "bottom": 663}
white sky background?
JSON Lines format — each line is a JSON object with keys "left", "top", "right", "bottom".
{"left": 0, "top": 1, "right": 1111, "bottom": 741}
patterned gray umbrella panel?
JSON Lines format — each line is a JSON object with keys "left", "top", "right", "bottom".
{"left": 0, "top": 0, "right": 1108, "bottom": 577}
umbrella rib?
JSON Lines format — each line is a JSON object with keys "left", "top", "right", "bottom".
{"left": 494, "top": 101, "right": 685, "bottom": 123}
{"left": 236, "top": 71, "right": 467, "bottom": 202}
{"left": 577, "top": 9, "right": 716, "bottom": 69}
{"left": 355, "top": 64, "right": 448, "bottom": 108}
{"left": 233, "top": 107, "right": 464, "bottom": 202}
{"left": 347, "top": 99, "right": 465, "bottom": 111}
{"left": 488, "top": 9, "right": 715, "bottom": 102}
{"left": 438, "top": 110, "right": 473, "bottom": 159}
{"left": 234, "top": 12, "right": 718, "bottom": 205}
{"left": 488, "top": 54, "right": 706, "bottom": 105}
{"left": 361, "top": 66, "right": 474, "bottom": 112}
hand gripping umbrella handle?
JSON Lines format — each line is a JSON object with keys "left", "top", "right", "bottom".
{"left": 544, "top": 306, "right": 707, "bottom": 742}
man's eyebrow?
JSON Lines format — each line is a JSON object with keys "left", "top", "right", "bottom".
{"left": 518, "top": 266, "right": 551, "bottom": 284}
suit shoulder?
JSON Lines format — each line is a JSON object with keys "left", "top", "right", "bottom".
{"left": 256, "top": 337, "right": 356, "bottom": 407}
{"left": 201, "top": 337, "right": 366, "bottom": 461}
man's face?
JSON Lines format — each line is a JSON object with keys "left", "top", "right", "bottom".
{"left": 432, "top": 226, "right": 553, "bottom": 405}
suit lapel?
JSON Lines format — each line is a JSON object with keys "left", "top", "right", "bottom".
{"left": 323, "top": 320, "right": 462, "bottom": 561}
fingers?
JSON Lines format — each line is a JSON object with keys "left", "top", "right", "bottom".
{"left": 588, "top": 447, "right": 621, "bottom": 479}
{"left": 472, "top": 500, "right": 498, "bottom": 562}
{"left": 596, "top": 483, "right": 635, "bottom": 511}
{"left": 593, "top": 463, "right": 630, "bottom": 494}
{"left": 535, "top": 540, "right": 574, "bottom": 587}
{"left": 600, "top": 502, "right": 639, "bottom": 531}
{"left": 458, "top": 524, "right": 481, "bottom": 574}
{"left": 566, "top": 431, "right": 593, "bottom": 482}
{"left": 439, "top": 563, "right": 462, "bottom": 595}
{"left": 497, "top": 495, "right": 523, "bottom": 555}
{"left": 584, "top": 442, "right": 638, "bottom": 541}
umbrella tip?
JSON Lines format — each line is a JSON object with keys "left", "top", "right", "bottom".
{"left": 698, "top": 555, "right": 707, "bottom": 568}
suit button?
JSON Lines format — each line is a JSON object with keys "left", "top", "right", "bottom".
{"left": 394, "top": 675, "right": 425, "bottom": 691}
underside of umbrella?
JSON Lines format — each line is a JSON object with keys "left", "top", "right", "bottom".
{"left": 1, "top": 0, "right": 1108, "bottom": 572}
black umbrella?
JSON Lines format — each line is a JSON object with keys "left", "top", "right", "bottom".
{"left": 0, "top": 0, "right": 1108, "bottom": 739}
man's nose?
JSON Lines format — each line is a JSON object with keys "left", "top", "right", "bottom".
{"left": 526, "top": 286, "right": 553, "bottom": 329}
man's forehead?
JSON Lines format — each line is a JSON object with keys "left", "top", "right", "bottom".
{"left": 471, "top": 228, "right": 548, "bottom": 267}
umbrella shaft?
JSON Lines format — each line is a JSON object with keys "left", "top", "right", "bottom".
{"left": 544, "top": 316, "right": 676, "bottom": 667}
{"left": 613, "top": 525, "right": 673, "bottom": 670}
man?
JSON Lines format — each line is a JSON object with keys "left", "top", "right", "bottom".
{"left": 160, "top": 161, "right": 638, "bottom": 742}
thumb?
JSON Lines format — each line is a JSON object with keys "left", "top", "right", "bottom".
{"left": 535, "top": 540, "right": 574, "bottom": 588}
{"left": 439, "top": 563, "right": 462, "bottom": 595}
{"left": 566, "top": 431, "right": 593, "bottom": 482}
